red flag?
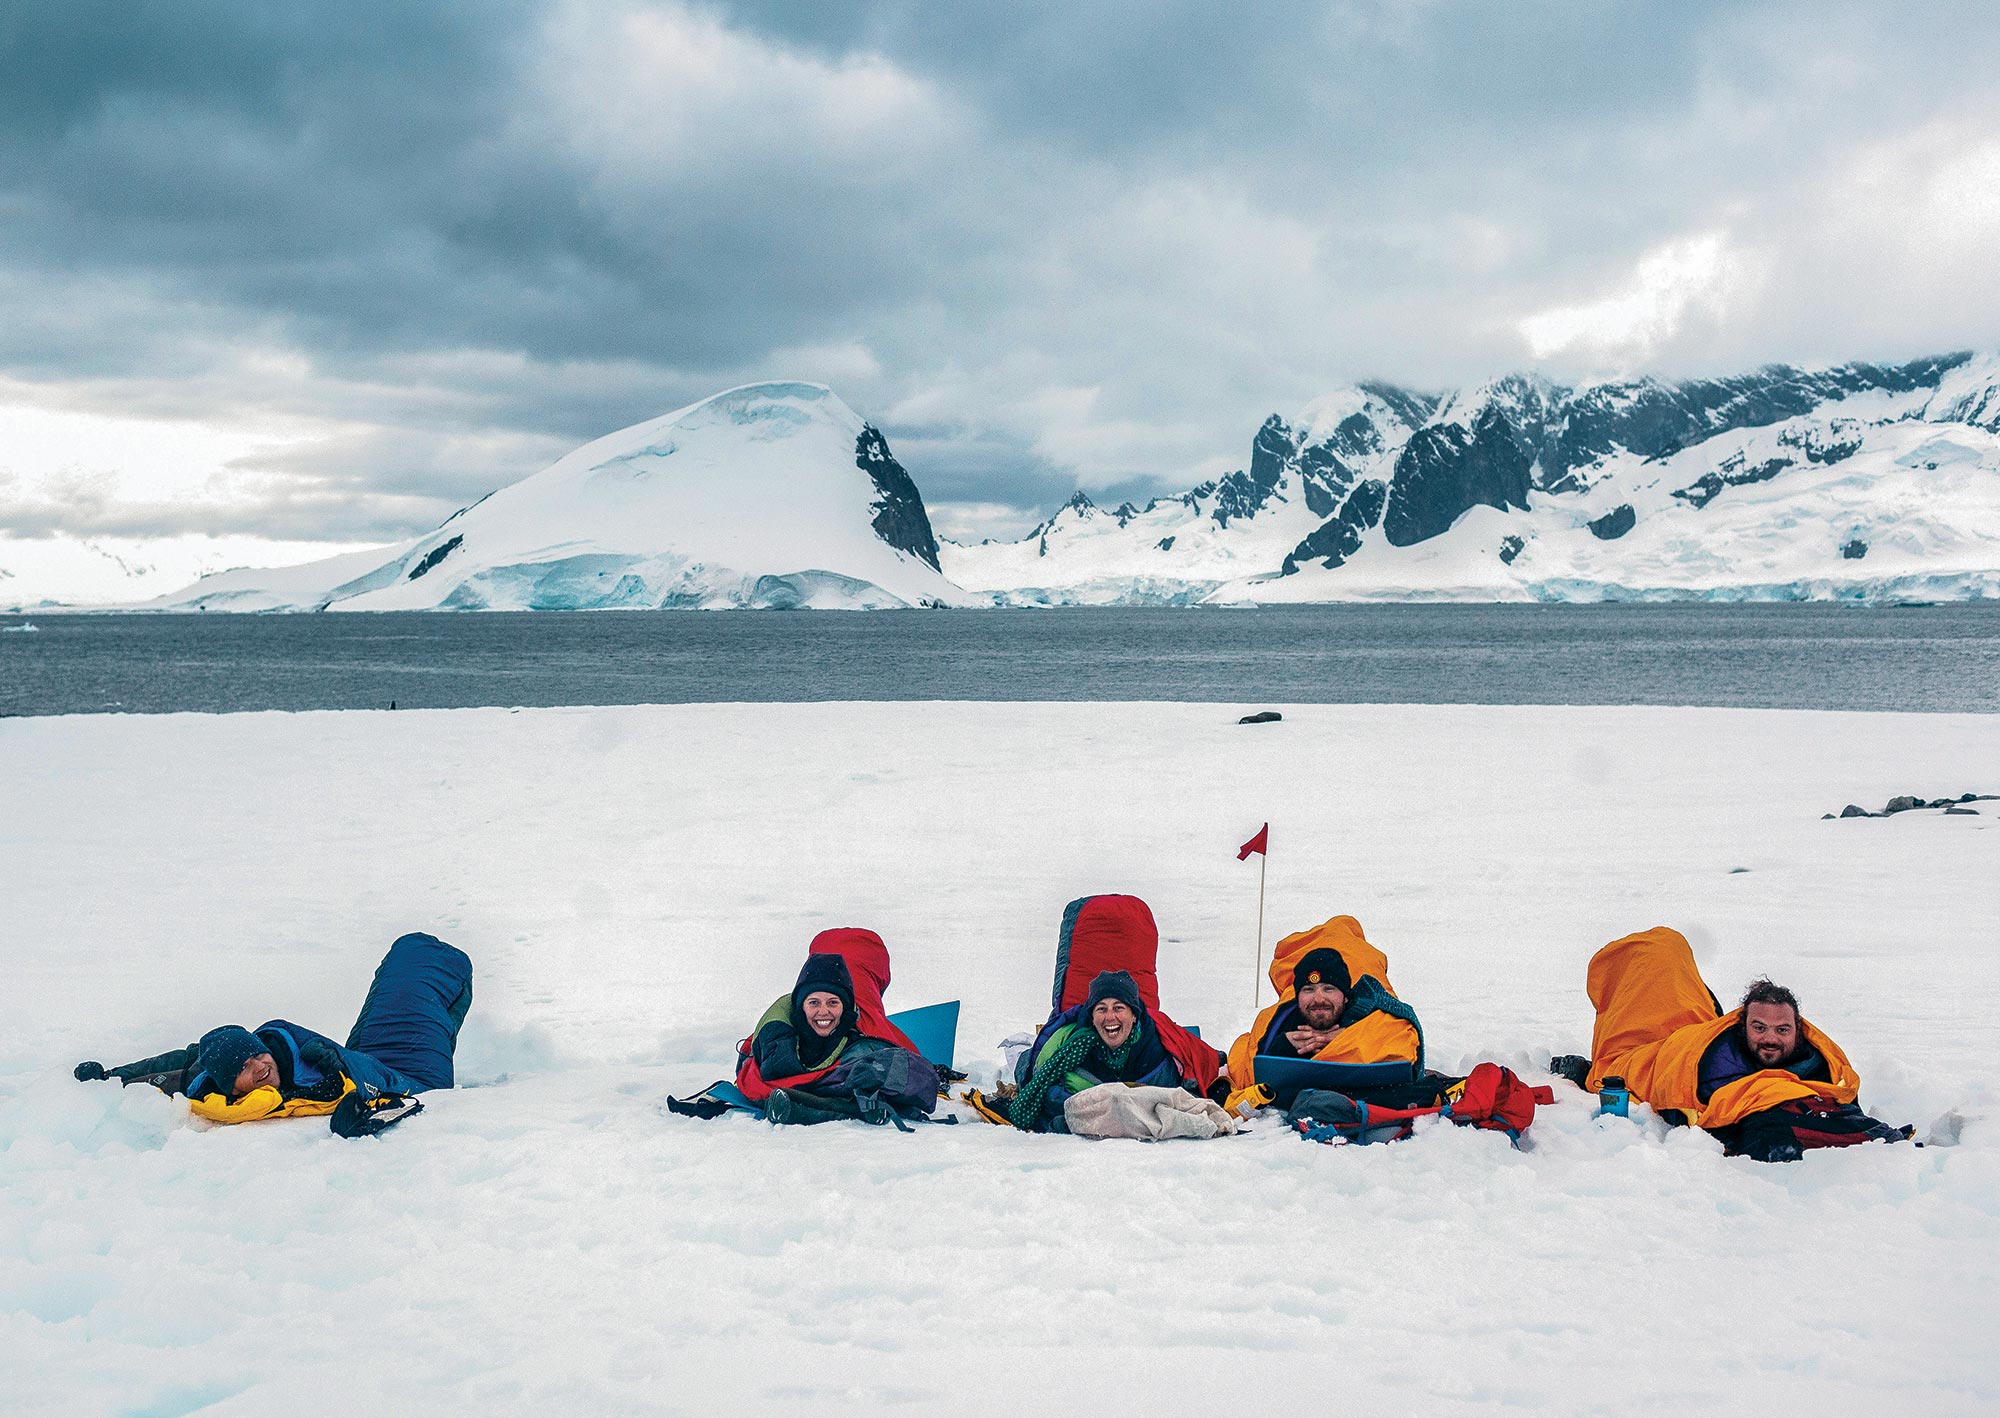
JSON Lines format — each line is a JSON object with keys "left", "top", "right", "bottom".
{"left": 1237, "top": 823, "right": 1269, "bottom": 860}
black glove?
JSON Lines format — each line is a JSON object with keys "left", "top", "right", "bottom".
{"left": 74, "top": 1061, "right": 108, "bottom": 1082}
{"left": 331, "top": 1088, "right": 423, "bottom": 1138}
{"left": 299, "top": 1040, "right": 347, "bottom": 1077}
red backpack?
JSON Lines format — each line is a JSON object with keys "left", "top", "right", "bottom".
{"left": 1290, "top": 1063, "right": 1555, "bottom": 1146}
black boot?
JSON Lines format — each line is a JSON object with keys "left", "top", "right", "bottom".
{"left": 1549, "top": 1054, "right": 1592, "bottom": 1089}
{"left": 766, "top": 1088, "right": 855, "bottom": 1126}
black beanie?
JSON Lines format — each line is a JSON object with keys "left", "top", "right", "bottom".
{"left": 1291, "top": 947, "right": 1352, "bottom": 998}
{"left": 192, "top": 1025, "right": 265, "bottom": 1097}
{"left": 1083, "top": 969, "right": 1144, "bottom": 1017}
{"left": 791, "top": 953, "right": 857, "bottom": 1027}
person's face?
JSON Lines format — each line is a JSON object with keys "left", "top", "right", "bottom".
{"left": 232, "top": 1052, "right": 278, "bottom": 1096}
{"left": 1091, "top": 999, "right": 1136, "bottom": 1048}
{"left": 803, "top": 991, "right": 845, "bottom": 1038}
{"left": 1296, "top": 980, "right": 1347, "bottom": 1029}
{"left": 1743, "top": 1001, "right": 1800, "bottom": 1066}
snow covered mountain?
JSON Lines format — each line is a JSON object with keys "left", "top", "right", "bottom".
{"left": 943, "top": 353, "right": 2000, "bottom": 604}
{"left": 151, "top": 382, "right": 964, "bottom": 612}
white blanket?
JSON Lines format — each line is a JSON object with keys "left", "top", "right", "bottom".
{"left": 1062, "top": 1083, "right": 1239, "bottom": 1141}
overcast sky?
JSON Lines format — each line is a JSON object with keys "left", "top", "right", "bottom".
{"left": 4, "top": 0, "right": 1999, "bottom": 555}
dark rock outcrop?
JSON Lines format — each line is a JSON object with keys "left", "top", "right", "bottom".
{"left": 1587, "top": 504, "right": 1636, "bottom": 541}
{"left": 1283, "top": 480, "right": 1388, "bottom": 573}
{"left": 855, "top": 426, "right": 942, "bottom": 571}
{"left": 407, "top": 534, "right": 464, "bottom": 581}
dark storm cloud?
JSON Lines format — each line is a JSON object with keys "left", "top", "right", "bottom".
{"left": 3, "top": 0, "right": 1999, "bottom": 547}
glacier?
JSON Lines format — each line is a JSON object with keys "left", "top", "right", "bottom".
{"left": 142, "top": 382, "right": 966, "bottom": 613}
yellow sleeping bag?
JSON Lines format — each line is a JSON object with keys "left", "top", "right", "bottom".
{"left": 187, "top": 1076, "right": 354, "bottom": 1125}
{"left": 1585, "top": 926, "right": 1858, "bottom": 1129}
{"left": 1225, "top": 915, "right": 1420, "bottom": 1111}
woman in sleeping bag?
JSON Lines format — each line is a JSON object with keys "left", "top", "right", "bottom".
{"left": 737, "top": 935, "right": 939, "bottom": 1126}
{"left": 1009, "top": 970, "right": 1213, "bottom": 1133}
{"left": 72, "top": 932, "right": 473, "bottom": 1126}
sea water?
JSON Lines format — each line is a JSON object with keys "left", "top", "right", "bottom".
{"left": 2, "top": 603, "right": 1996, "bottom": 716}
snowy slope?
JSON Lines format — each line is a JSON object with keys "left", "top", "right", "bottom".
{"left": 0, "top": 534, "right": 387, "bottom": 612}
{"left": 4, "top": 701, "right": 1997, "bottom": 1415}
{"left": 948, "top": 355, "right": 2000, "bottom": 605}
{"left": 149, "top": 383, "right": 965, "bottom": 611}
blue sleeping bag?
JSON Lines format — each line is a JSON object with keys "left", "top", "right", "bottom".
{"left": 343, "top": 932, "right": 475, "bottom": 1092}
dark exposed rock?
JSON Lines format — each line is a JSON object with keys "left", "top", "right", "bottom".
{"left": 1672, "top": 457, "right": 1792, "bottom": 509}
{"left": 1283, "top": 479, "right": 1388, "bottom": 573}
{"left": 1586, "top": 504, "right": 1636, "bottom": 540}
{"left": 1248, "top": 416, "right": 1293, "bottom": 491}
{"left": 407, "top": 534, "right": 464, "bottom": 581}
{"left": 1238, "top": 711, "right": 1283, "bottom": 725}
{"left": 1498, "top": 534, "right": 1525, "bottom": 565}
{"left": 1294, "top": 440, "right": 1355, "bottom": 517}
{"left": 1781, "top": 421, "right": 1864, "bottom": 465}
{"left": 855, "top": 426, "right": 942, "bottom": 570}
{"left": 1156, "top": 536, "right": 1175, "bottom": 552}
{"left": 1830, "top": 791, "right": 1995, "bottom": 819}
{"left": 1840, "top": 539, "right": 1869, "bottom": 560}
{"left": 1384, "top": 391, "right": 1541, "bottom": 546}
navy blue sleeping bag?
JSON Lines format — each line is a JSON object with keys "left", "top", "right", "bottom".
{"left": 344, "top": 932, "right": 474, "bottom": 1092}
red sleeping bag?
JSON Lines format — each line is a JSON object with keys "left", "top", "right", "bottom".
{"left": 735, "top": 928, "right": 921, "bottom": 1101}
{"left": 1051, "top": 895, "right": 1221, "bottom": 1094}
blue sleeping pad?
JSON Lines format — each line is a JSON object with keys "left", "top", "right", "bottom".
{"left": 710, "top": 1000, "right": 960, "bottom": 1117}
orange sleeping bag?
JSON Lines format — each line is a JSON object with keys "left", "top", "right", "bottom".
{"left": 1225, "top": 915, "right": 1421, "bottom": 1110}
{"left": 1585, "top": 927, "right": 1859, "bottom": 1129}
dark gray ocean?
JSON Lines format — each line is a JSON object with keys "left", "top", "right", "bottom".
{"left": 2, "top": 604, "right": 1997, "bottom": 717}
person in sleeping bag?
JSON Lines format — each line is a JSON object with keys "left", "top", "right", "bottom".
{"left": 72, "top": 932, "right": 473, "bottom": 1125}
{"left": 1223, "top": 915, "right": 1426, "bottom": 1114}
{"left": 738, "top": 938, "right": 938, "bottom": 1126}
{"left": 1009, "top": 970, "right": 1217, "bottom": 1133}
{"left": 1563, "top": 926, "right": 1910, "bottom": 1162}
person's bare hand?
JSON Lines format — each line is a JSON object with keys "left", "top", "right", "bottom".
{"left": 1285, "top": 1025, "right": 1340, "bottom": 1055}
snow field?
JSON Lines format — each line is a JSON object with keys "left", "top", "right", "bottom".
{"left": 3, "top": 702, "right": 1997, "bottom": 1415}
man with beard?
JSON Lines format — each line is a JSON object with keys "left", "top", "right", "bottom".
{"left": 1565, "top": 927, "right": 1910, "bottom": 1161}
{"left": 1223, "top": 916, "right": 1424, "bottom": 1114}
{"left": 1699, "top": 980, "right": 1824, "bottom": 1097}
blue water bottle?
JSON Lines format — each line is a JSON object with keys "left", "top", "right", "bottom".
{"left": 1598, "top": 1075, "right": 1630, "bottom": 1118}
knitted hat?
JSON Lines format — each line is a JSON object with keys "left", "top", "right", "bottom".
{"left": 192, "top": 1025, "right": 266, "bottom": 1098}
{"left": 1291, "top": 947, "right": 1352, "bottom": 998}
{"left": 791, "top": 953, "right": 857, "bottom": 1028}
{"left": 1083, "top": 969, "right": 1144, "bottom": 1017}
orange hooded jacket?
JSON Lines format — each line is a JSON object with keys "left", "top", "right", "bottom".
{"left": 1585, "top": 927, "right": 1859, "bottom": 1130}
{"left": 1224, "top": 915, "right": 1421, "bottom": 1111}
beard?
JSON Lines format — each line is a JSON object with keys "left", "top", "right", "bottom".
{"left": 1298, "top": 1002, "right": 1340, "bottom": 1031}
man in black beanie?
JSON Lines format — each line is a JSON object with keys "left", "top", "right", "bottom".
{"left": 1277, "top": 947, "right": 1352, "bottom": 1058}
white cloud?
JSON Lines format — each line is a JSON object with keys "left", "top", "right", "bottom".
{"left": 1517, "top": 232, "right": 1757, "bottom": 368}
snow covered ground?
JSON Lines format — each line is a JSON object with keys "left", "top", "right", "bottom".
{"left": 4, "top": 702, "right": 1997, "bottom": 1415}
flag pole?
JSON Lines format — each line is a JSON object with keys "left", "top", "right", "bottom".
{"left": 1253, "top": 849, "right": 1267, "bottom": 1013}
